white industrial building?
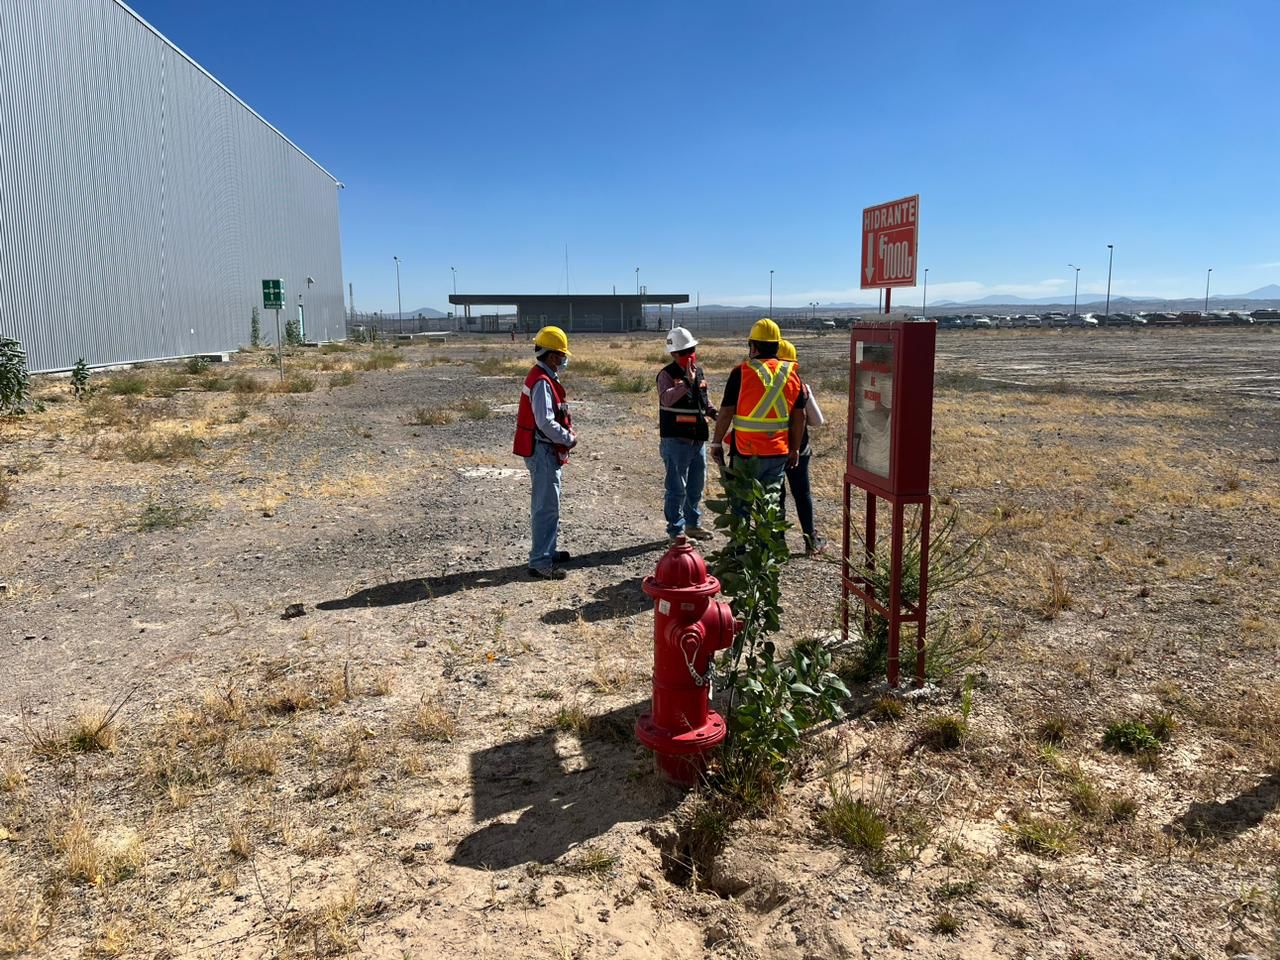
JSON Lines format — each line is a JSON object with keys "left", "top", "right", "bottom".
{"left": 0, "top": 0, "right": 345, "bottom": 373}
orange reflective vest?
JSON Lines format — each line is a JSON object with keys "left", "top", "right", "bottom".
{"left": 731, "top": 358, "right": 801, "bottom": 457}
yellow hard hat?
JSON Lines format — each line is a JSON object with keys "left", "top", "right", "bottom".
{"left": 749, "top": 318, "right": 781, "bottom": 343}
{"left": 777, "top": 339, "right": 797, "bottom": 363}
{"left": 533, "top": 325, "right": 572, "bottom": 355}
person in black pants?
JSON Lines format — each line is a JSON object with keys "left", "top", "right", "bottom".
{"left": 777, "top": 339, "right": 827, "bottom": 556}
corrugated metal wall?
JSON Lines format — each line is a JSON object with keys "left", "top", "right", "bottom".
{"left": 0, "top": 0, "right": 344, "bottom": 373}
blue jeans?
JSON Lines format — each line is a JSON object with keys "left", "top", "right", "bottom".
{"left": 660, "top": 437, "right": 707, "bottom": 537}
{"left": 524, "top": 444, "right": 561, "bottom": 570}
{"left": 728, "top": 454, "right": 788, "bottom": 517}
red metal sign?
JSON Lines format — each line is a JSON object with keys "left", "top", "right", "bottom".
{"left": 860, "top": 194, "right": 919, "bottom": 289}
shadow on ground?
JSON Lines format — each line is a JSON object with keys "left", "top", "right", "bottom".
{"left": 1174, "top": 771, "right": 1280, "bottom": 841}
{"left": 541, "top": 579, "right": 650, "bottom": 625}
{"left": 449, "top": 702, "right": 678, "bottom": 870}
{"left": 316, "top": 541, "right": 666, "bottom": 610}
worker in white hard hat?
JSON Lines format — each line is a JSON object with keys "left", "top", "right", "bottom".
{"left": 656, "top": 326, "right": 718, "bottom": 542}
{"left": 513, "top": 326, "right": 577, "bottom": 579}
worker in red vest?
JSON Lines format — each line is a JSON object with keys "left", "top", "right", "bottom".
{"left": 710, "top": 318, "right": 806, "bottom": 508}
{"left": 513, "top": 326, "right": 576, "bottom": 579}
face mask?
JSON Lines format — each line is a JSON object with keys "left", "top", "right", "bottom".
{"left": 676, "top": 351, "right": 696, "bottom": 370}
{"left": 559, "top": 355, "right": 569, "bottom": 369}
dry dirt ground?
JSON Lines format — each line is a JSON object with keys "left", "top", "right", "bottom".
{"left": 1, "top": 328, "right": 1278, "bottom": 959}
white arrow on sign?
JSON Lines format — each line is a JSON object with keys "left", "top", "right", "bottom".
{"left": 864, "top": 232, "right": 875, "bottom": 283}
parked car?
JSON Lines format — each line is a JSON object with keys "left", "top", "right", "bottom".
{"left": 1023, "top": 314, "right": 1043, "bottom": 327}
{"left": 1148, "top": 312, "right": 1179, "bottom": 325}
{"left": 1251, "top": 309, "right": 1280, "bottom": 323}
{"left": 1176, "top": 311, "right": 1204, "bottom": 324}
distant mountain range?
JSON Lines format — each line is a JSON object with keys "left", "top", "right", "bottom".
{"left": 396, "top": 285, "right": 1280, "bottom": 316}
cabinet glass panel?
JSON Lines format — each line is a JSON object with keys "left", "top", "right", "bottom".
{"left": 853, "top": 341, "right": 894, "bottom": 478}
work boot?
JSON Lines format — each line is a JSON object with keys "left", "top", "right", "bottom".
{"left": 528, "top": 566, "right": 566, "bottom": 580}
{"left": 553, "top": 550, "right": 571, "bottom": 563}
{"left": 804, "top": 535, "right": 828, "bottom": 557}
{"left": 685, "top": 526, "right": 714, "bottom": 541}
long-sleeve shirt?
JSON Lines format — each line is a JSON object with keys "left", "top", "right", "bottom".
{"left": 657, "top": 366, "right": 717, "bottom": 417}
{"left": 529, "top": 361, "right": 575, "bottom": 447}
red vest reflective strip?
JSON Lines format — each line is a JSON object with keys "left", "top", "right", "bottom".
{"left": 732, "top": 358, "right": 800, "bottom": 456}
{"left": 513, "top": 366, "right": 569, "bottom": 457}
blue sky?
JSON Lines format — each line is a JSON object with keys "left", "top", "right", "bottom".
{"left": 130, "top": 0, "right": 1279, "bottom": 310}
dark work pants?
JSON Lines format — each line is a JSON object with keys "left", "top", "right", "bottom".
{"left": 782, "top": 453, "right": 817, "bottom": 544}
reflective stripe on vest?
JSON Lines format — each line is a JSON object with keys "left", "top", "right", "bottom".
{"left": 731, "top": 359, "right": 794, "bottom": 432}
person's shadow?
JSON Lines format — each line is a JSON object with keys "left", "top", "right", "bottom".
{"left": 541, "top": 579, "right": 649, "bottom": 625}
{"left": 316, "top": 541, "right": 667, "bottom": 610}
{"left": 1174, "top": 771, "right": 1280, "bottom": 841}
{"left": 448, "top": 701, "right": 679, "bottom": 870}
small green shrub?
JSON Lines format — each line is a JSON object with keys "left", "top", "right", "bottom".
{"left": 1102, "top": 720, "right": 1161, "bottom": 755}
{"left": 250, "top": 306, "right": 262, "bottom": 348}
{"left": 329, "top": 370, "right": 357, "bottom": 388}
{"left": 1013, "top": 815, "right": 1074, "bottom": 857}
{"left": 1107, "top": 794, "right": 1139, "bottom": 823}
{"left": 70, "top": 359, "right": 91, "bottom": 401}
{"left": 932, "top": 911, "right": 962, "bottom": 935}
{"left": 231, "top": 373, "right": 263, "bottom": 393}
{"left": 284, "top": 315, "right": 303, "bottom": 346}
{"left": 137, "top": 500, "right": 209, "bottom": 531}
{"left": 184, "top": 357, "right": 211, "bottom": 374}
{"left": 869, "top": 695, "right": 905, "bottom": 721}
{"left": 573, "top": 358, "right": 622, "bottom": 378}
{"left": 608, "top": 374, "right": 652, "bottom": 393}
{"left": 820, "top": 785, "right": 887, "bottom": 854}
{"left": 460, "top": 399, "right": 490, "bottom": 420}
{"left": 922, "top": 714, "right": 967, "bottom": 750}
{"left": 1035, "top": 713, "right": 1070, "bottom": 744}
{"left": 105, "top": 373, "right": 148, "bottom": 396}
{"left": 0, "top": 337, "right": 32, "bottom": 414}
{"left": 197, "top": 375, "right": 234, "bottom": 392}
{"left": 320, "top": 342, "right": 352, "bottom": 354}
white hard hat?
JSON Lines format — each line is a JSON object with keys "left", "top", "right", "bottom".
{"left": 666, "top": 326, "right": 698, "bottom": 352}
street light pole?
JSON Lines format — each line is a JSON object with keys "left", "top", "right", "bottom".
{"left": 923, "top": 267, "right": 929, "bottom": 320}
{"left": 769, "top": 269, "right": 774, "bottom": 315}
{"left": 393, "top": 256, "right": 402, "bottom": 326}
{"left": 1204, "top": 268, "right": 1213, "bottom": 314}
{"left": 1104, "top": 244, "right": 1114, "bottom": 318}
{"left": 1068, "top": 264, "right": 1080, "bottom": 319}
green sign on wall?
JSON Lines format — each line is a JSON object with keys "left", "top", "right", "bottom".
{"left": 262, "top": 279, "right": 284, "bottom": 310}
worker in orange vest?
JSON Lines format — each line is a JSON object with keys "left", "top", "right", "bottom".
{"left": 709, "top": 318, "right": 806, "bottom": 507}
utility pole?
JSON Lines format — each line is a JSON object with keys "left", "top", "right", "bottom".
{"left": 1204, "top": 267, "right": 1213, "bottom": 314}
{"left": 1104, "top": 244, "right": 1114, "bottom": 318}
{"left": 769, "top": 269, "right": 774, "bottom": 315}
{"left": 394, "top": 256, "right": 403, "bottom": 325}
{"left": 922, "top": 268, "right": 929, "bottom": 320}
{"left": 1068, "top": 263, "right": 1080, "bottom": 319}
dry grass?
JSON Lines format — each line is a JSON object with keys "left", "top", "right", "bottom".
{"left": 225, "top": 735, "right": 282, "bottom": 776}
{"left": 53, "top": 805, "right": 144, "bottom": 885}
{"left": 406, "top": 406, "right": 453, "bottom": 426}
{"left": 406, "top": 695, "right": 456, "bottom": 742}
{"left": 260, "top": 678, "right": 319, "bottom": 716}
{"left": 1036, "top": 560, "right": 1072, "bottom": 619}
{"left": 553, "top": 703, "right": 591, "bottom": 735}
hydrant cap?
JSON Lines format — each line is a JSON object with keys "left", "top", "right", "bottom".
{"left": 652, "top": 534, "right": 713, "bottom": 590}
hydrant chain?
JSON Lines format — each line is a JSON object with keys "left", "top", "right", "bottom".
{"left": 681, "top": 631, "right": 715, "bottom": 688}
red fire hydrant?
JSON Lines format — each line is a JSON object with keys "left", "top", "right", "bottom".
{"left": 636, "top": 535, "right": 742, "bottom": 786}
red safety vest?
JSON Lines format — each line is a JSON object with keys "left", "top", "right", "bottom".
{"left": 513, "top": 366, "right": 573, "bottom": 462}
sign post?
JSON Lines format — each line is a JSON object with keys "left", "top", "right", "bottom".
{"left": 845, "top": 195, "right": 935, "bottom": 688}
{"left": 860, "top": 194, "right": 920, "bottom": 314}
{"left": 262, "top": 279, "right": 285, "bottom": 381}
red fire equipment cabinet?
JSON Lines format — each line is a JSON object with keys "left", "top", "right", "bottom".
{"left": 636, "top": 536, "right": 742, "bottom": 786}
{"left": 842, "top": 320, "right": 937, "bottom": 687}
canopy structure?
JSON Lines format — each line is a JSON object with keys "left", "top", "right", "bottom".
{"left": 448, "top": 293, "right": 689, "bottom": 333}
